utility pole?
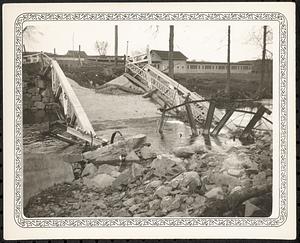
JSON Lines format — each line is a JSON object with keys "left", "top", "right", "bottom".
{"left": 54, "top": 48, "right": 56, "bottom": 60}
{"left": 259, "top": 25, "right": 267, "bottom": 97}
{"left": 115, "top": 25, "right": 118, "bottom": 67}
{"left": 78, "top": 45, "right": 82, "bottom": 66}
{"left": 168, "top": 25, "right": 174, "bottom": 79}
{"left": 225, "top": 25, "right": 231, "bottom": 95}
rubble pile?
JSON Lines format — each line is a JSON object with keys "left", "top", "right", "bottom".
{"left": 24, "top": 132, "right": 272, "bottom": 218}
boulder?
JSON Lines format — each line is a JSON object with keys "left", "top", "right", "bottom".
{"left": 112, "top": 169, "right": 132, "bottom": 189}
{"left": 145, "top": 180, "right": 162, "bottom": 191}
{"left": 34, "top": 101, "right": 45, "bottom": 109}
{"left": 205, "top": 187, "right": 224, "bottom": 200}
{"left": 139, "top": 146, "right": 157, "bottom": 160}
{"left": 151, "top": 154, "right": 185, "bottom": 177}
{"left": 149, "top": 199, "right": 161, "bottom": 210}
{"left": 81, "top": 163, "right": 97, "bottom": 178}
{"left": 228, "top": 169, "right": 244, "bottom": 177}
{"left": 173, "top": 146, "right": 194, "bottom": 158}
{"left": 170, "top": 171, "right": 201, "bottom": 190}
{"left": 123, "top": 198, "right": 136, "bottom": 207}
{"left": 154, "top": 185, "right": 172, "bottom": 198}
{"left": 90, "top": 174, "right": 115, "bottom": 189}
{"left": 97, "top": 164, "right": 119, "bottom": 176}
{"left": 160, "top": 196, "right": 173, "bottom": 212}
{"left": 126, "top": 150, "right": 141, "bottom": 162}
{"left": 131, "top": 163, "right": 144, "bottom": 178}
{"left": 193, "top": 195, "right": 207, "bottom": 209}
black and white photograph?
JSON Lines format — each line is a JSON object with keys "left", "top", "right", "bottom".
{"left": 3, "top": 2, "right": 296, "bottom": 240}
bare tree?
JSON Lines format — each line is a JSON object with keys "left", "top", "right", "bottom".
{"left": 247, "top": 26, "right": 273, "bottom": 59}
{"left": 22, "top": 25, "right": 43, "bottom": 52}
{"left": 95, "top": 40, "right": 108, "bottom": 56}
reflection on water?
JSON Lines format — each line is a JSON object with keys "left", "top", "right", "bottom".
{"left": 93, "top": 117, "right": 241, "bottom": 154}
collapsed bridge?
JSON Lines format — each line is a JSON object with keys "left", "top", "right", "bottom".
{"left": 23, "top": 50, "right": 272, "bottom": 150}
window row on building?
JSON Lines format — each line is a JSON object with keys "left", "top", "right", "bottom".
{"left": 187, "top": 64, "right": 251, "bottom": 70}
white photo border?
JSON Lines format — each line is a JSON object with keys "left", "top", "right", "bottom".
{"left": 14, "top": 12, "right": 288, "bottom": 228}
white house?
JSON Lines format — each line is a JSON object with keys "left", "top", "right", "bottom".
{"left": 149, "top": 50, "right": 252, "bottom": 74}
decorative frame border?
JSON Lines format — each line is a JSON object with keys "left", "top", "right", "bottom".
{"left": 14, "top": 12, "right": 288, "bottom": 228}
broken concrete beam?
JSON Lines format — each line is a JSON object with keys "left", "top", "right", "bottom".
{"left": 82, "top": 134, "right": 147, "bottom": 165}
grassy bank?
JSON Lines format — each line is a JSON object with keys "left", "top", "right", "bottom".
{"left": 174, "top": 73, "right": 272, "bottom": 100}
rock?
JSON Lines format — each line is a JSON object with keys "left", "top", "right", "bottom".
{"left": 209, "top": 173, "right": 240, "bottom": 190}
{"left": 151, "top": 154, "right": 185, "bottom": 177}
{"left": 112, "top": 168, "right": 132, "bottom": 189}
{"left": 154, "top": 185, "right": 172, "bottom": 198}
{"left": 253, "top": 172, "right": 267, "bottom": 186}
{"left": 95, "top": 200, "right": 107, "bottom": 209}
{"left": 111, "top": 171, "right": 121, "bottom": 178}
{"left": 97, "top": 164, "right": 119, "bottom": 175}
{"left": 113, "top": 208, "right": 131, "bottom": 217}
{"left": 228, "top": 169, "right": 244, "bottom": 177}
{"left": 126, "top": 150, "right": 140, "bottom": 162}
{"left": 41, "top": 88, "right": 52, "bottom": 97}
{"left": 36, "top": 79, "right": 46, "bottom": 88}
{"left": 173, "top": 146, "right": 194, "bottom": 158}
{"left": 241, "top": 179, "right": 253, "bottom": 188}
{"left": 145, "top": 180, "right": 162, "bottom": 191}
{"left": 185, "top": 196, "right": 194, "bottom": 205}
{"left": 32, "top": 95, "right": 42, "bottom": 102}
{"left": 205, "top": 187, "right": 224, "bottom": 200}
{"left": 191, "top": 144, "right": 207, "bottom": 154}
{"left": 194, "top": 195, "right": 206, "bottom": 208}
{"left": 170, "top": 174, "right": 183, "bottom": 189}
{"left": 167, "top": 211, "right": 189, "bottom": 217}
{"left": 160, "top": 196, "right": 173, "bottom": 212}
{"left": 81, "top": 163, "right": 97, "bottom": 178}
{"left": 139, "top": 146, "right": 157, "bottom": 160}
{"left": 149, "top": 199, "right": 161, "bottom": 210}
{"left": 90, "top": 174, "right": 115, "bottom": 189}
{"left": 131, "top": 163, "right": 144, "bottom": 178}
{"left": 123, "top": 198, "right": 136, "bottom": 207}
{"left": 167, "top": 197, "right": 181, "bottom": 212}
{"left": 145, "top": 209, "right": 155, "bottom": 216}
{"left": 170, "top": 171, "right": 201, "bottom": 190}
{"left": 230, "top": 186, "right": 242, "bottom": 194}
{"left": 34, "top": 101, "right": 45, "bottom": 109}
{"left": 128, "top": 204, "right": 141, "bottom": 213}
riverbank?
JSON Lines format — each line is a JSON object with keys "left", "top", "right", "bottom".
{"left": 24, "top": 124, "right": 272, "bottom": 217}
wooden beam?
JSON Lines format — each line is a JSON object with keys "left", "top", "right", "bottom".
{"left": 158, "top": 104, "right": 167, "bottom": 134}
{"left": 211, "top": 109, "right": 235, "bottom": 136}
{"left": 66, "top": 127, "right": 107, "bottom": 146}
{"left": 82, "top": 134, "right": 147, "bottom": 164}
{"left": 51, "top": 60, "right": 96, "bottom": 135}
{"left": 184, "top": 95, "right": 198, "bottom": 136}
{"left": 240, "top": 105, "right": 269, "bottom": 138}
{"left": 143, "top": 88, "right": 158, "bottom": 98}
{"left": 203, "top": 101, "right": 216, "bottom": 135}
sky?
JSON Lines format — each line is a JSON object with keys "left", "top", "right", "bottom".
{"left": 23, "top": 22, "right": 272, "bottom": 62}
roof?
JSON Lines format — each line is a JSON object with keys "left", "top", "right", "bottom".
{"left": 187, "top": 61, "right": 252, "bottom": 66}
{"left": 150, "top": 49, "right": 187, "bottom": 60}
{"left": 66, "top": 50, "right": 88, "bottom": 57}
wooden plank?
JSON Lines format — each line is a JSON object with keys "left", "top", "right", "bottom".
{"left": 158, "top": 104, "right": 167, "bottom": 134}
{"left": 66, "top": 126, "right": 107, "bottom": 146}
{"left": 240, "top": 105, "right": 269, "bottom": 138}
{"left": 143, "top": 88, "right": 158, "bottom": 98}
{"left": 211, "top": 109, "right": 235, "bottom": 136}
{"left": 82, "top": 134, "right": 147, "bottom": 164}
{"left": 51, "top": 60, "right": 96, "bottom": 135}
{"left": 203, "top": 101, "right": 216, "bottom": 135}
{"left": 184, "top": 95, "right": 198, "bottom": 136}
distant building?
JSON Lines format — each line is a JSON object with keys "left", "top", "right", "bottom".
{"left": 149, "top": 49, "right": 253, "bottom": 74}
{"left": 150, "top": 49, "right": 188, "bottom": 73}
{"left": 186, "top": 61, "right": 252, "bottom": 74}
